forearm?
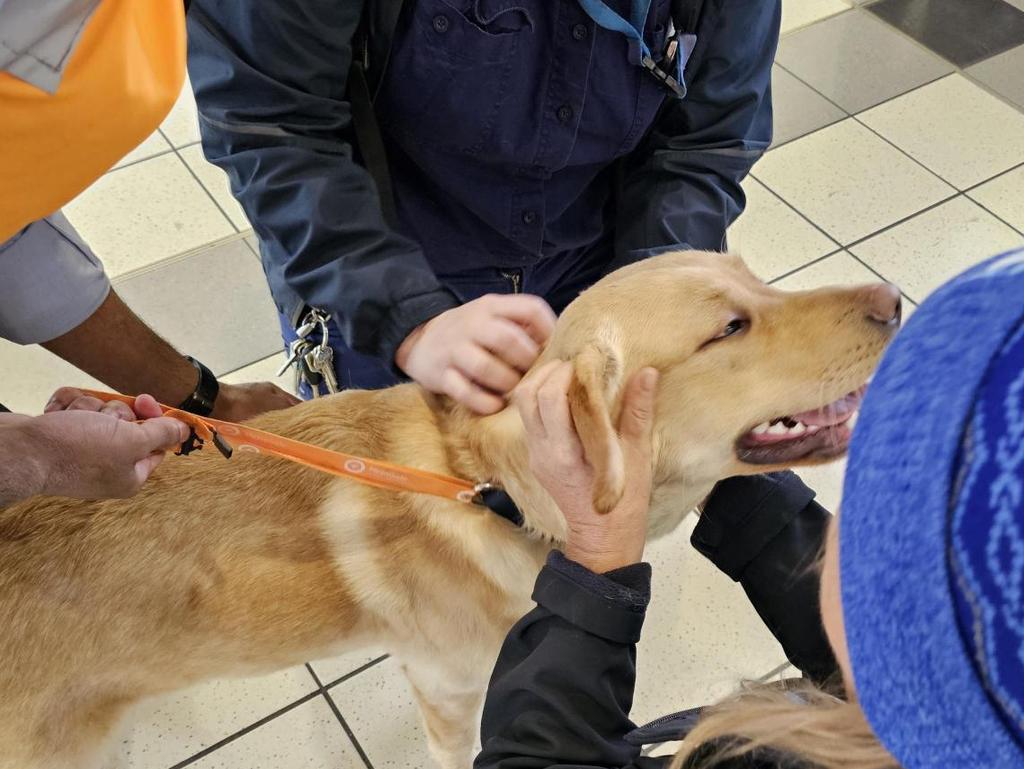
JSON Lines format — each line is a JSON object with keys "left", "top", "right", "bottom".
{"left": 42, "top": 290, "right": 198, "bottom": 406}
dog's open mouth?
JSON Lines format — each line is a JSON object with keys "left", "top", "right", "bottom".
{"left": 736, "top": 385, "right": 867, "bottom": 464}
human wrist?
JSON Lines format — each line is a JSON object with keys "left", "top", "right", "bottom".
{"left": 395, "top": 322, "right": 427, "bottom": 374}
{"left": 563, "top": 542, "right": 644, "bottom": 574}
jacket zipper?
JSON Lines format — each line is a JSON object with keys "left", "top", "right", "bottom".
{"left": 501, "top": 270, "right": 522, "bottom": 294}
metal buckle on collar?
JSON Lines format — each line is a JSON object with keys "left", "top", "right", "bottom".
{"left": 470, "top": 482, "right": 499, "bottom": 507}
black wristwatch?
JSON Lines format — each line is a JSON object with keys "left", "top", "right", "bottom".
{"left": 178, "top": 356, "right": 220, "bottom": 416}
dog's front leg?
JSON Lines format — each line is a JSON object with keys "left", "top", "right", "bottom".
{"left": 401, "top": 661, "right": 485, "bottom": 769}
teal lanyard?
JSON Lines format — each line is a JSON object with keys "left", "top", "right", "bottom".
{"left": 577, "top": 0, "right": 654, "bottom": 60}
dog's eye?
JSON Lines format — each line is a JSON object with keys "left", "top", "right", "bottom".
{"left": 719, "top": 319, "right": 748, "bottom": 339}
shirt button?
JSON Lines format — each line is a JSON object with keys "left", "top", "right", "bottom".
{"left": 572, "top": 23, "right": 588, "bottom": 41}
{"left": 433, "top": 14, "right": 450, "bottom": 33}
{"left": 556, "top": 104, "right": 574, "bottom": 123}
{"left": 522, "top": 211, "right": 537, "bottom": 225}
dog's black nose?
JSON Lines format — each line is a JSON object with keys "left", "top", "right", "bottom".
{"left": 866, "top": 283, "right": 902, "bottom": 327}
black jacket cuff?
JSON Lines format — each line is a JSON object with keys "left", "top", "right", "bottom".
{"left": 377, "top": 287, "right": 461, "bottom": 378}
{"left": 533, "top": 551, "right": 652, "bottom": 644}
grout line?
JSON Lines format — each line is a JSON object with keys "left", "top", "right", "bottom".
{"left": 840, "top": 191, "right": 959, "bottom": 251}
{"left": 756, "top": 661, "right": 793, "bottom": 683}
{"left": 323, "top": 690, "right": 376, "bottom": 769}
{"left": 168, "top": 690, "right": 323, "bottom": 769}
{"left": 107, "top": 147, "right": 178, "bottom": 173}
{"left": 767, "top": 248, "right": 845, "bottom": 285}
{"left": 324, "top": 655, "right": 391, "bottom": 690}
{"left": 746, "top": 174, "right": 843, "bottom": 250}
{"left": 843, "top": 251, "right": 918, "bottom": 306}
{"left": 170, "top": 143, "right": 242, "bottom": 235}
{"left": 963, "top": 158, "right": 1024, "bottom": 193}
{"left": 306, "top": 662, "right": 325, "bottom": 688}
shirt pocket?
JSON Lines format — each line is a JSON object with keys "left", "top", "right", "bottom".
{"left": 375, "top": 0, "right": 532, "bottom": 156}
{"left": 0, "top": 0, "right": 101, "bottom": 94}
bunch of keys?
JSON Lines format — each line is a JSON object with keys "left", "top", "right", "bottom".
{"left": 277, "top": 308, "right": 340, "bottom": 397}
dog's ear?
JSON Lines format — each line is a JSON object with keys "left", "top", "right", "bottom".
{"left": 568, "top": 345, "right": 625, "bottom": 515}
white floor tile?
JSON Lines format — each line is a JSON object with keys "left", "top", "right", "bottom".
{"left": 112, "top": 129, "right": 173, "bottom": 170}
{"left": 187, "top": 698, "right": 364, "bottom": 769}
{"left": 631, "top": 515, "right": 786, "bottom": 725}
{"left": 119, "top": 667, "right": 317, "bottom": 769}
{"left": 771, "top": 251, "right": 879, "bottom": 290}
{"left": 727, "top": 177, "right": 837, "bottom": 281}
{"left": 795, "top": 458, "right": 847, "bottom": 514}
{"left": 851, "top": 196, "right": 1024, "bottom": 303}
{"left": 221, "top": 353, "right": 296, "bottom": 395}
{"left": 0, "top": 339, "right": 103, "bottom": 415}
{"left": 63, "top": 154, "right": 235, "bottom": 278}
{"left": 968, "top": 164, "right": 1024, "bottom": 233}
{"left": 859, "top": 74, "right": 1024, "bottom": 190}
{"left": 753, "top": 119, "right": 954, "bottom": 245}
{"left": 781, "top": 0, "right": 850, "bottom": 34}
{"left": 180, "top": 144, "right": 251, "bottom": 231}
{"left": 161, "top": 75, "right": 201, "bottom": 147}
{"left": 330, "top": 657, "right": 433, "bottom": 769}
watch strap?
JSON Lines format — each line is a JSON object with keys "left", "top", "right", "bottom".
{"left": 178, "top": 356, "right": 219, "bottom": 416}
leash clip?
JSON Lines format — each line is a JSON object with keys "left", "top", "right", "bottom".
{"left": 470, "top": 482, "right": 500, "bottom": 507}
{"left": 174, "top": 427, "right": 234, "bottom": 459}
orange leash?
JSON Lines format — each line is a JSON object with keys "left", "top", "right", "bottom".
{"left": 82, "top": 390, "right": 492, "bottom": 506}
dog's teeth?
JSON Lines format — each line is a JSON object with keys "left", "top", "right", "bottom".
{"left": 768, "top": 422, "right": 789, "bottom": 435}
{"left": 847, "top": 411, "right": 859, "bottom": 431}
{"left": 753, "top": 422, "right": 770, "bottom": 435}
{"left": 788, "top": 422, "right": 806, "bottom": 435}
{"left": 806, "top": 424, "right": 821, "bottom": 434}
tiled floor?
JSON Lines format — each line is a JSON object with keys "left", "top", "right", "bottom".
{"left": 3, "top": 1, "right": 1024, "bottom": 767}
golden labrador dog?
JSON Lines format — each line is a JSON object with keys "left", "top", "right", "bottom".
{"left": 0, "top": 251, "right": 900, "bottom": 769}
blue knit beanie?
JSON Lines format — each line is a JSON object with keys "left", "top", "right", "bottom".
{"left": 840, "top": 248, "right": 1024, "bottom": 768}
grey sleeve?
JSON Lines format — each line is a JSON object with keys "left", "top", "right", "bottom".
{"left": 0, "top": 211, "right": 111, "bottom": 344}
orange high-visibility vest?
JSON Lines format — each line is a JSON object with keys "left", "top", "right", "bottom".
{"left": 0, "top": 2, "right": 186, "bottom": 241}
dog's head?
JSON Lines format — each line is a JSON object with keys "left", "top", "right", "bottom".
{"left": 540, "top": 250, "right": 900, "bottom": 515}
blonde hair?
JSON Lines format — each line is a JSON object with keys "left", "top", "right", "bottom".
{"left": 669, "top": 681, "right": 900, "bottom": 769}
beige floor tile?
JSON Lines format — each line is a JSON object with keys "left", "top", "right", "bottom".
{"left": 850, "top": 196, "right": 1024, "bottom": 303}
{"left": 221, "top": 353, "right": 296, "bottom": 394}
{"left": 968, "top": 164, "right": 1024, "bottom": 233}
{"left": 796, "top": 458, "right": 847, "bottom": 514}
{"left": 727, "top": 177, "right": 837, "bottom": 281}
{"left": 186, "top": 698, "right": 364, "bottom": 769}
{"left": 859, "top": 75, "right": 1024, "bottom": 190}
{"left": 112, "top": 129, "right": 173, "bottom": 169}
{"left": 119, "top": 667, "right": 317, "bottom": 768}
{"left": 330, "top": 657, "right": 434, "bottom": 768}
{"left": 781, "top": 0, "right": 850, "bottom": 34}
{"left": 180, "top": 144, "right": 251, "bottom": 231}
{"left": 753, "top": 119, "right": 954, "bottom": 245}
{"left": 0, "top": 339, "right": 103, "bottom": 415}
{"left": 63, "top": 154, "right": 235, "bottom": 278}
{"left": 631, "top": 515, "right": 786, "bottom": 725}
{"left": 772, "top": 251, "right": 879, "bottom": 290}
{"left": 161, "top": 74, "right": 202, "bottom": 147}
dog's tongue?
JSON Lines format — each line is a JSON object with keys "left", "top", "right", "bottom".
{"left": 792, "top": 387, "right": 866, "bottom": 427}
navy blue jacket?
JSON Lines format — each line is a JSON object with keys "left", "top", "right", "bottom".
{"left": 475, "top": 552, "right": 786, "bottom": 768}
{"left": 187, "top": 0, "right": 779, "bottom": 367}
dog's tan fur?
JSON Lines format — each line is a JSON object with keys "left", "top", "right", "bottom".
{"left": 0, "top": 252, "right": 895, "bottom": 769}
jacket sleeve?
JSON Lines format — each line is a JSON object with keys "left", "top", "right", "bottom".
{"left": 611, "top": 0, "right": 781, "bottom": 271}
{"left": 474, "top": 551, "right": 669, "bottom": 769}
{"left": 186, "top": 0, "right": 458, "bottom": 368}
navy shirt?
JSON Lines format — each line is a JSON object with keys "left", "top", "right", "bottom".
{"left": 187, "top": 0, "right": 779, "bottom": 366}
